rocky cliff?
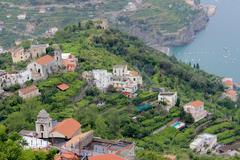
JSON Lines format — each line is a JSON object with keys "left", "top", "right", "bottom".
{"left": 115, "top": 10, "right": 209, "bottom": 51}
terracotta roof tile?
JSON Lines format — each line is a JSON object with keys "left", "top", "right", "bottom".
{"left": 224, "top": 80, "right": 233, "bottom": 87}
{"left": 19, "top": 85, "right": 38, "bottom": 95}
{"left": 57, "top": 83, "right": 70, "bottom": 91}
{"left": 89, "top": 154, "right": 125, "bottom": 160}
{"left": 54, "top": 152, "right": 79, "bottom": 160}
{"left": 51, "top": 118, "right": 80, "bottom": 139}
{"left": 191, "top": 100, "right": 204, "bottom": 107}
{"left": 63, "top": 59, "right": 76, "bottom": 71}
{"left": 36, "top": 55, "right": 54, "bottom": 65}
{"left": 129, "top": 70, "right": 139, "bottom": 77}
{"left": 226, "top": 90, "right": 237, "bottom": 96}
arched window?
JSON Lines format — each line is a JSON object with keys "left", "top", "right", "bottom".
{"left": 40, "top": 125, "right": 44, "bottom": 131}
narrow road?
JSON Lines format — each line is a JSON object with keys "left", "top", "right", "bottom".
{"left": 73, "top": 83, "right": 90, "bottom": 102}
{"left": 152, "top": 125, "right": 167, "bottom": 135}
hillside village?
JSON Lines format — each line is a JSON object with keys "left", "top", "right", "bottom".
{"left": 0, "top": 21, "right": 240, "bottom": 160}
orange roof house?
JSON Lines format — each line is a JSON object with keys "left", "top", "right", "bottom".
{"left": 191, "top": 100, "right": 204, "bottom": 108}
{"left": 57, "top": 83, "right": 70, "bottom": 91}
{"left": 36, "top": 55, "right": 54, "bottom": 65}
{"left": 62, "top": 53, "right": 78, "bottom": 72}
{"left": 89, "top": 154, "right": 125, "bottom": 160}
{"left": 129, "top": 71, "right": 139, "bottom": 77}
{"left": 50, "top": 118, "right": 81, "bottom": 139}
{"left": 183, "top": 100, "right": 207, "bottom": 122}
{"left": 54, "top": 151, "right": 79, "bottom": 160}
{"left": 63, "top": 60, "right": 77, "bottom": 72}
{"left": 226, "top": 89, "right": 237, "bottom": 96}
{"left": 224, "top": 89, "right": 238, "bottom": 102}
{"left": 222, "top": 78, "right": 234, "bottom": 89}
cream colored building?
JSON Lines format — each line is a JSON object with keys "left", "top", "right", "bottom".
{"left": 11, "top": 48, "right": 30, "bottom": 63}
{"left": 158, "top": 92, "right": 178, "bottom": 111}
{"left": 18, "top": 85, "right": 41, "bottom": 99}
{"left": 184, "top": 100, "right": 208, "bottom": 122}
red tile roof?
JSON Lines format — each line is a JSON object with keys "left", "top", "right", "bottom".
{"left": 89, "top": 154, "right": 125, "bottom": 160}
{"left": 54, "top": 152, "right": 79, "bottom": 160}
{"left": 36, "top": 55, "right": 54, "bottom": 65}
{"left": 226, "top": 89, "right": 237, "bottom": 96}
{"left": 63, "top": 59, "right": 76, "bottom": 71}
{"left": 51, "top": 118, "right": 81, "bottom": 139}
{"left": 19, "top": 85, "right": 38, "bottom": 95}
{"left": 191, "top": 100, "right": 204, "bottom": 107}
{"left": 224, "top": 80, "right": 233, "bottom": 87}
{"left": 129, "top": 70, "right": 139, "bottom": 77}
{"left": 57, "top": 83, "right": 70, "bottom": 91}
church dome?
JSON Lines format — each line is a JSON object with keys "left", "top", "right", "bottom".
{"left": 37, "top": 109, "right": 50, "bottom": 118}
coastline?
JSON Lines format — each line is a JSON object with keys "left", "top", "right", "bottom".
{"left": 202, "top": 4, "right": 217, "bottom": 17}
{"left": 160, "top": 3, "right": 217, "bottom": 55}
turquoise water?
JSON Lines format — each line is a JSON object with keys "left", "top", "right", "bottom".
{"left": 172, "top": 0, "right": 240, "bottom": 81}
{"left": 172, "top": 122, "right": 181, "bottom": 128}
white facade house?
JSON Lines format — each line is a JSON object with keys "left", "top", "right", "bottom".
{"left": 190, "top": 133, "right": 217, "bottom": 154}
{"left": 122, "top": 81, "right": 138, "bottom": 98}
{"left": 17, "top": 14, "right": 26, "bottom": 20}
{"left": 127, "top": 70, "right": 143, "bottom": 86}
{"left": 0, "top": 70, "right": 32, "bottom": 88}
{"left": 113, "top": 65, "right": 128, "bottom": 77}
{"left": 84, "top": 65, "right": 143, "bottom": 98}
{"left": 23, "top": 136, "right": 49, "bottom": 149}
{"left": 113, "top": 65, "right": 142, "bottom": 86}
{"left": 17, "top": 70, "right": 32, "bottom": 85}
{"left": 158, "top": 92, "right": 177, "bottom": 111}
{"left": 183, "top": 100, "right": 208, "bottom": 122}
{"left": 92, "top": 70, "right": 112, "bottom": 91}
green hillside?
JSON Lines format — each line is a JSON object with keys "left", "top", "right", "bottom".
{"left": 1, "top": 21, "right": 240, "bottom": 159}
{"left": 0, "top": 0, "right": 204, "bottom": 48}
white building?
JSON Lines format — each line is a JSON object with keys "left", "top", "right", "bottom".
{"left": 17, "top": 14, "right": 26, "bottom": 20}
{"left": 44, "top": 27, "right": 59, "bottom": 37}
{"left": 113, "top": 65, "right": 128, "bottom": 77}
{"left": 0, "top": 70, "right": 32, "bottom": 88}
{"left": 22, "top": 136, "right": 49, "bottom": 149}
{"left": 113, "top": 64, "right": 142, "bottom": 86}
{"left": 0, "top": 46, "right": 4, "bottom": 54}
{"left": 92, "top": 70, "right": 112, "bottom": 91}
{"left": 158, "top": 92, "right": 177, "bottom": 111}
{"left": 27, "top": 50, "right": 63, "bottom": 80}
{"left": 190, "top": 133, "right": 217, "bottom": 154}
{"left": 126, "top": 70, "right": 143, "bottom": 86}
{"left": 17, "top": 70, "right": 32, "bottom": 85}
{"left": 183, "top": 100, "right": 208, "bottom": 122}
{"left": 122, "top": 81, "right": 138, "bottom": 98}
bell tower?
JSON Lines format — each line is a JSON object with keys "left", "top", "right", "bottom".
{"left": 35, "top": 109, "right": 52, "bottom": 139}
{"left": 54, "top": 48, "right": 63, "bottom": 67}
